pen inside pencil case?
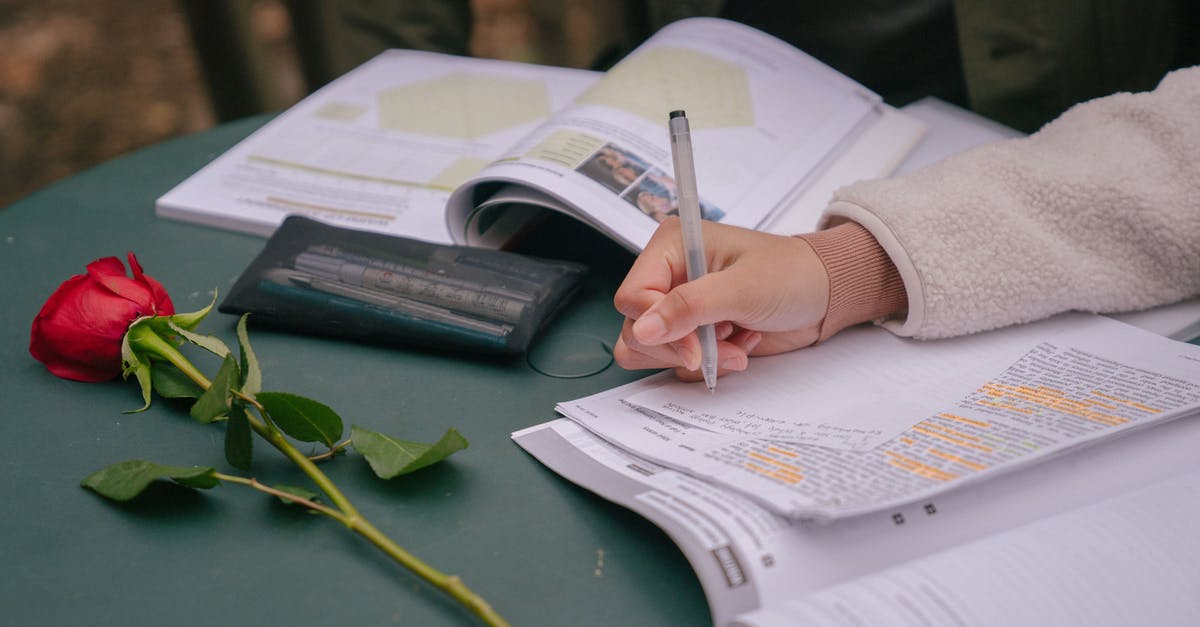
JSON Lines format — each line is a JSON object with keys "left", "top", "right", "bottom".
{"left": 302, "top": 244, "right": 543, "bottom": 303}
{"left": 260, "top": 268, "right": 514, "bottom": 338}
{"left": 255, "top": 275, "right": 510, "bottom": 353}
{"left": 291, "top": 251, "right": 531, "bottom": 325}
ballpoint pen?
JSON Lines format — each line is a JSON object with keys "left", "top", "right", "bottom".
{"left": 668, "top": 109, "right": 718, "bottom": 392}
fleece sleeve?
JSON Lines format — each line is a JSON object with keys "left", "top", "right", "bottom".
{"left": 821, "top": 65, "right": 1200, "bottom": 339}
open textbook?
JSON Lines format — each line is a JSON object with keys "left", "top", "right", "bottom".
{"left": 156, "top": 18, "right": 924, "bottom": 252}
{"left": 514, "top": 313, "right": 1200, "bottom": 625}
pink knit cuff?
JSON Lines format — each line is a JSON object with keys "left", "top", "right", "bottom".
{"left": 797, "top": 222, "right": 907, "bottom": 342}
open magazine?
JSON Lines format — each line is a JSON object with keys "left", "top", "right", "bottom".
{"left": 156, "top": 18, "right": 924, "bottom": 252}
{"left": 514, "top": 313, "right": 1200, "bottom": 625}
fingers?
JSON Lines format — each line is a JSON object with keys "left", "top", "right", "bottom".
{"left": 613, "top": 218, "right": 688, "bottom": 320}
{"left": 613, "top": 318, "right": 693, "bottom": 370}
{"left": 727, "top": 328, "right": 763, "bottom": 355}
{"left": 615, "top": 340, "right": 751, "bottom": 379}
{"left": 623, "top": 227, "right": 829, "bottom": 348}
{"left": 629, "top": 272, "right": 731, "bottom": 345}
{"left": 613, "top": 318, "right": 758, "bottom": 376}
{"left": 611, "top": 319, "right": 699, "bottom": 371}
{"left": 614, "top": 311, "right": 821, "bottom": 373}
{"left": 673, "top": 349, "right": 752, "bottom": 381}
{"left": 614, "top": 317, "right": 711, "bottom": 371}
{"left": 612, "top": 217, "right": 834, "bottom": 381}
{"left": 748, "top": 327, "right": 821, "bottom": 356}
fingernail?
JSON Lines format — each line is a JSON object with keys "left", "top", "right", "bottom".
{"left": 721, "top": 355, "right": 746, "bottom": 371}
{"left": 745, "top": 332, "right": 763, "bottom": 353}
{"left": 634, "top": 312, "right": 668, "bottom": 342}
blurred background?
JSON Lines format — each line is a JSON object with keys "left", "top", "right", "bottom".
{"left": 0, "top": 0, "right": 305, "bottom": 208}
{"left": 4, "top": 2, "right": 1194, "bottom": 210}
{"left": 0, "top": 0, "right": 643, "bottom": 209}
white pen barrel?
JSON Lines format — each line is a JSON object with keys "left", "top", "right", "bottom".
{"left": 669, "top": 112, "right": 707, "bottom": 283}
{"left": 670, "top": 110, "right": 718, "bottom": 390}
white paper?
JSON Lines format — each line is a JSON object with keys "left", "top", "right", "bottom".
{"left": 1108, "top": 297, "right": 1200, "bottom": 341}
{"left": 513, "top": 408, "right": 1200, "bottom": 626}
{"left": 735, "top": 470, "right": 1200, "bottom": 627}
{"left": 624, "top": 322, "right": 1037, "bottom": 449}
{"left": 561, "top": 313, "right": 1200, "bottom": 520}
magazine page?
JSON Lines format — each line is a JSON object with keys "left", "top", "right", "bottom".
{"left": 513, "top": 408, "right": 1200, "bottom": 626}
{"left": 156, "top": 50, "right": 597, "bottom": 242}
{"left": 446, "top": 17, "right": 883, "bottom": 252}
{"left": 764, "top": 105, "right": 927, "bottom": 236}
{"left": 556, "top": 313, "right": 1200, "bottom": 520}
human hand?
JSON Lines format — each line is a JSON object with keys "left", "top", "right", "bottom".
{"left": 613, "top": 218, "right": 830, "bottom": 381}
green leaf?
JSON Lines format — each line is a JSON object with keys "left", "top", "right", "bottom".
{"left": 168, "top": 292, "right": 216, "bottom": 331}
{"left": 167, "top": 319, "right": 232, "bottom": 359}
{"left": 190, "top": 354, "right": 239, "bottom": 424}
{"left": 150, "top": 364, "right": 205, "bottom": 399}
{"left": 224, "top": 404, "right": 253, "bottom": 471}
{"left": 82, "top": 460, "right": 218, "bottom": 501}
{"left": 120, "top": 325, "right": 153, "bottom": 413}
{"left": 351, "top": 425, "right": 469, "bottom": 479}
{"left": 257, "top": 392, "right": 343, "bottom": 447}
{"left": 272, "top": 484, "right": 320, "bottom": 507}
{"left": 235, "top": 314, "right": 262, "bottom": 396}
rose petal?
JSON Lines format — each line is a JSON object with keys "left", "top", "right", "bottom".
{"left": 30, "top": 273, "right": 138, "bottom": 382}
{"left": 126, "top": 252, "right": 144, "bottom": 277}
{"left": 145, "top": 276, "right": 175, "bottom": 315}
{"left": 48, "top": 290, "right": 132, "bottom": 344}
{"left": 30, "top": 311, "right": 123, "bottom": 381}
{"left": 96, "top": 274, "right": 154, "bottom": 311}
{"left": 30, "top": 331, "right": 119, "bottom": 381}
{"left": 126, "top": 253, "right": 174, "bottom": 315}
{"left": 87, "top": 256, "right": 128, "bottom": 278}
{"left": 31, "top": 253, "right": 176, "bottom": 382}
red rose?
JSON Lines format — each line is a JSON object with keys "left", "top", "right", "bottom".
{"left": 31, "top": 253, "right": 174, "bottom": 382}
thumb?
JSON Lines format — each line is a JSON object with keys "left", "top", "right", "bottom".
{"left": 630, "top": 272, "right": 741, "bottom": 345}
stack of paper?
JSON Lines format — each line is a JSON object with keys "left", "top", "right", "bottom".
{"left": 515, "top": 313, "right": 1200, "bottom": 625}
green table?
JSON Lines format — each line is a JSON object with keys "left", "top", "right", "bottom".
{"left": 0, "top": 117, "right": 710, "bottom": 625}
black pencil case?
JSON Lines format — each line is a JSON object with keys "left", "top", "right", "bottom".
{"left": 220, "top": 216, "right": 588, "bottom": 356}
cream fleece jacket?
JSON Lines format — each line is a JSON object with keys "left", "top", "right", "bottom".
{"left": 822, "top": 66, "right": 1200, "bottom": 339}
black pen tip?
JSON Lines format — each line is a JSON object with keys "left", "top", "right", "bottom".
{"left": 670, "top": 109, "right": 686, "bottom": 119}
